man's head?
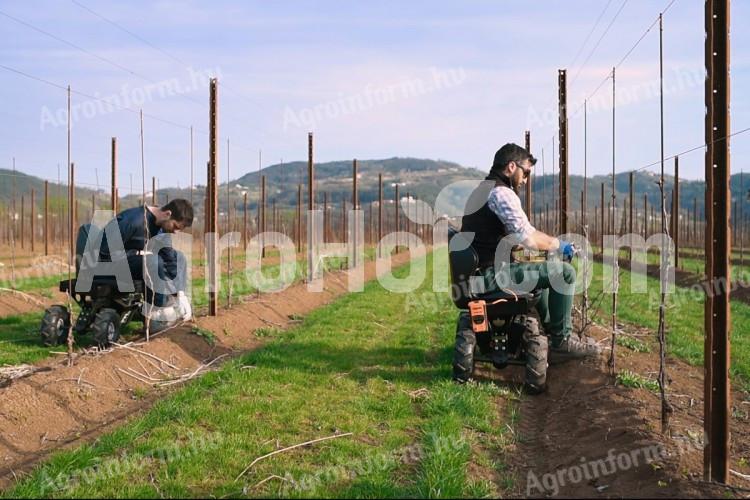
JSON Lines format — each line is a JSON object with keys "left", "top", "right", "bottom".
{"left": 154, "top": 199, "right": 193, "bottom": 233}
{"left": 490, "top": 143, "right": 537, "bottom": 190}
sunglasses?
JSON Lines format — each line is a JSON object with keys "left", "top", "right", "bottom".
{"left": 514, "top": 161, "right": 532, "bottom": 178}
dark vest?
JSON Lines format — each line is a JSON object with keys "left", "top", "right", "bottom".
{"left": 460, "top": 174, "right": 514, "bottom": 268}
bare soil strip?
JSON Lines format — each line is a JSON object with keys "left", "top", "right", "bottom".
{"left": 0, "top": 294, "right": 46, "bottom": 317}
{"left": 597, "top": 255, "right": 750, "bottom": 307}
{"left": 0, "top": 252, "right": 413, "bottom": 487}
{"left": 505, "top": 321, "right": 750, "bottom": 498}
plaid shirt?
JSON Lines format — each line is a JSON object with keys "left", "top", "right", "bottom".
{"left": 486, "top": 185, "right": 536, "bottom": 242}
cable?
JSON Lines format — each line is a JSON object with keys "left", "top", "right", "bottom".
{"left": 565, "top": 0, "right": 680, "bottom": 135}
{"left": 632, "top": 126, "right": 750, "bottom": 174}
{"left": 612, "top": 0, "right": 677, "bottom": 70}
{"left": 613, "top": 16, "right": 659, "bottom": 70}
{"left": 0, "top": 63, "right": 195, "bottom": 131}
{"left": 0, "top": 62, "right": 265, "bottom": 156}
{"left": 528, "top": 126, "right": 750, "bottom": 199}
{"left": 0, "top": 7, "right": 265, "bottom": 136}
{"left": 0, "top": 8, "right": 209, "bottom": 111}
{"left": 0, "top": 9, "right": 152, "bottom": 83}
{"left": 70, "top": 0, "right": 190, "bottom": 68}
{"left": 0, "top": 169, "right": 151, "bottom": 193}
{"left": 570, "top": 0, "right": 629, "bottom": 88}
{"left": 69, "top": 0, "right": 271, "bottom": 116}
{"left": 568, "top": 0, "right": 615, "bottom": 75}
{"left": 530, "top": 0, "right": 629, "bottom": 141}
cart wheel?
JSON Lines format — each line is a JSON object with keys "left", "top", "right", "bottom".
{"left": 452, "top": 312, "right": 476, "bottom": 383}
{"left": 92, "top": 308, "right": 121, "bottom": 347}
{"left": 522, "top": 317, "right": 548, "bottom": 394}
{"left": 40, "top": 305, "right": 71, "bottom": 346}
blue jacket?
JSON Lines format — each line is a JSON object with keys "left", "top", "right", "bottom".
{"left": 100, "top": 206, "right": 178, "bottom": 282}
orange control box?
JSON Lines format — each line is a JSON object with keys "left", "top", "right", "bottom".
{"left": 468, "top": 300, "right": 488, "bottom": 333}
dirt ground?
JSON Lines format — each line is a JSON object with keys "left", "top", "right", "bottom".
{"left": 0, "top": 251, "right": 414, "bottom": 488}
{"left": 493, "top": 318, "right": 750, "bottom": 498}
{"left": 0, "top": 253, "right": 69, "bottom": 282}
{"left": 0, "top": 293, "right": 47, "bottom": 317}
{"left": 2, "top": 249, "right": 749, "bottom": 497}
{"left": 0, "top": 251, "right": 298, "bottom": 319}
{"left": 599, "top": 255, "right": 750, "bottom": 308}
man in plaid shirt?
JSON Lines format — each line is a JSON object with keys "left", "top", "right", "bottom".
{"left": 461, "top": 143, "right": 600, "bottom": 360}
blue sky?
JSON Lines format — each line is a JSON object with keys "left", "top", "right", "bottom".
{"left": 1, "top": 0, "right": 748, "bottom": 194}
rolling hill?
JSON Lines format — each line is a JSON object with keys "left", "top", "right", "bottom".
{"left": 3, "top": 159, "right": 749, "bottom": 224}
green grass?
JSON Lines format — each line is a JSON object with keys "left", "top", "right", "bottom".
{"left": 0, "top": 248, "right": 379, "bottom": 366}
{"left": 616, "top": 370, "right": 660, "bottom": 392}
{"left": 190, "top": 326, "right": 217, "bottom": 347}
{"left": 587, "top": 261, "right": 750, "bottom": 389}
{"left": 616, "top": 334, "right": 650, "bottom": 353}
{"left": 642, "top": 252, "right": 750, "bottom": 280}
{"left": 0, "top": 313, "right": 65, "bottom": 365}
{"left": 4, "top": 251, "right": 516, "bottom": 498}
{"left": 0, "top": 308, "right": 142, "bottom": 367}
{"left": 190, "top": 247, "right": 378, "bottom": 309}
{"left": 599, "top": 246, "right": 750, "bottom": 279}
{"left": 253, "top": 326, "right": 280, "bottom": 338}
{"left": 0, "top": 273, "right": 67, "bottom": 293}
{"left": 0, "top": 246, "right": 378, "bottom": 296}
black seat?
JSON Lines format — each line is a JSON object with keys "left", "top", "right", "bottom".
{"left": 60, "top": 277, "right": 145, "bottom": 295}
{"left": 448, "top": 226, "right": 540, "bottom": 315}
{"left": 68, "top": 223, "right": 145, "bottom": 296}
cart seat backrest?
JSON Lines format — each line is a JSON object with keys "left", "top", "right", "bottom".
{"left": 448, "top": 226, "right": 479, "bottom": 308}
{"left": 75, "top": 223, "right": 92, "bottom": 274}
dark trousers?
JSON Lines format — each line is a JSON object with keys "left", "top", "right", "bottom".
{"left": 127, "top": 250, "right": 186, "bottom": 307}
{"left": 480, "top": 260, "right": 576, "bottom": 339}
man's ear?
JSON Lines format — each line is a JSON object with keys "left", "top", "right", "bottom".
{"left": 163, "top": 209, "right": 172, "bottom": 221}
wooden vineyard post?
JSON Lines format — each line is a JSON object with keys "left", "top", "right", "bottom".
{"left": 323, "top": 192, "right": 328, "bottom": 244}
{"left": 68, "top": 163, "right": 75, "bottom": 287}
{"left": 111, "top": 137, "right": 118, "bottom": 213}
{"left": 525, "top": 130, "right": 532, "bottom": 217}
{"left": 341, "top": 198, "right": 347, "bottom": 244}
{"left": 378, "top": 173, "right": 383, "bottom": 258}
{"left": 643, "top": 194, "right": 649, "bottom": 240}
{"left": 243, "top": 191, "right": 248, "bottom": 250}
{"left": 368, "top": 202, "right": 374, "bottom": 246}
{"left": 558, "top": 69, "right": 569, "bottom": 235}
{"left": 629, "top": 172, "right": 634, "bottom": 260}
{"left": 307, "top": 133, "right": 314, "bottom": 283}
{"left": 44, "top": 180, "right": 49, "bottom": 255}
{"left": 207, "top": 78, "right": 219, "bottom": 316}
{"left": 704, "top": 0, "right": 731, "bottom": 482}
{"left": 673, "top": 156, "right": 680, "bottom": 267}
{"left": 394, "top": 184, "right": 400, "bottom": 253}
{"left": 297, "top": 184, "right": 302, "bottom": 253}
{"left": 20, "top": 195, "right": 24, "bottom": 250}
{"left": 405, "top": 192, "right": 410, "bottom": 242}
{"left": 600, "top": 183, "right": 605, "bottom": 253}
{"left": 608, "top": 67, "right": 619, "bottom": 376}
{"left": 261, "top": 175, "right": 266, "bottom": 257}
{"left": 30, "top": 189, "right": 35, "bottom": 252}
{"left": 352, "top": 159, "right": 359, "bottom": 267}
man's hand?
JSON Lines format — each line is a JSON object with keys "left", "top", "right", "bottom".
{"left": 177, "top": 291, "right": 192, "bottom": 321}
{"left": 523, "top": 230, "right": 561, "bottom": 252}
{"left": 558, "top": 241, "right": 578, "bottom": 262}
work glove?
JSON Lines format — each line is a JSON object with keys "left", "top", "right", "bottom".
{"left": 176, "top": 291, "right": 192, "bottom": 321}
{"left": 142, "top": 292, "right": 191, "bottom": 323}
{"left": 558, "top": 240, "right": 578, "bottom": 262}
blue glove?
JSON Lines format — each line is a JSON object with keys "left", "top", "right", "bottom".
{"left": 558, "top": 241, "right": 577, "bottom": 262}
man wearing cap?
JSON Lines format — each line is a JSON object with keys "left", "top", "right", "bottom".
{"left": 461, "top": 143, "right": 600, "bottom": 360}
